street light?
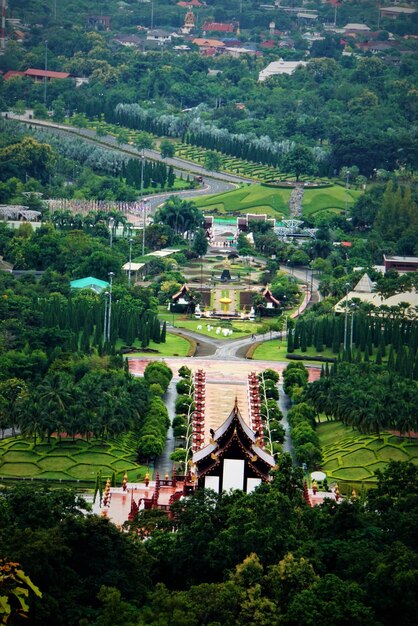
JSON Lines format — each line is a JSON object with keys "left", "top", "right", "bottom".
{"left": 128, "top": 238, "right": 134, "bottom": 288}
{"left": 107, "top": 272, "right": 115, "bottom": 342}
{"left": 343, "top": 282, "right": 350, "bottom": 352}
{"left": 109, "top": 217, "right": 115, "bottom": 248}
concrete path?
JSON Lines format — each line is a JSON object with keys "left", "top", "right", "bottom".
{"left": 153, "top": 379, "right": 177, "bottom": 476}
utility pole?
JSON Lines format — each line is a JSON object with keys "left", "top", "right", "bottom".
{"left": 44, "top": 40, "right": 48, "bottom": 108}
{"left": 345, "top": 169, "right": 350, "bottom": 216}
{"left": 103, "top": 291, "right": 109, "bottom": 345}
{"left": 128, "top": 237, "right": 133, "bottom": 288}
{"left": 1, "top": 0, "right": 6, "bottom": 51}
{"left": 343, "top": 283, "right": 350, "bottom": 352}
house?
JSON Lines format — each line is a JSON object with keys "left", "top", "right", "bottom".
{"left": 86, "top": 15, "right": 111, "bottom": 30}
{"left": 343, "top": 23, "right": 371, "bottom": 34}
{"left": 258, "top": 59, "right": 307, "bottom": 81}
{"left": 24, "top": 69, "right": 71, "bottom": 81}
{"left": 70, "top": 276, "right": 109, "bottom": 294}
{"left": 112, "top": 34, "right": 143, "bottom": 48}
{"left": 3, "top": 68, "right": 72, "bottom": 82}
{"left": 192, "top": 37, "right": 225, "bottom": 52}
{"left": 146, "top": 29, "right": 173, "bottom": 45}
{"left": 384, "top": 255, "right": 418, "bottom": 274}
{"left": 380, "top": 6, "right": 416, "bottom": 20}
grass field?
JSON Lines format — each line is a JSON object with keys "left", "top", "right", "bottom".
{"left": 193, "top": 185, "right": 291, "bottom": 217}
{"left": 122, "top": 332, "right": 191, "bottom": 357}
{"left": 250, "top": 341, "right": 333, "bottom": 362}
{"left": 0, "top": 434, "right": 148, "bottom": 484}
{"left": 303, "top": 186, "right": 362, "bottom": 218}
{"left": 192, "top": 183, "right": 362, "bottom": 219}
{"left": 317, "top": 421, "right": 418, "bottom": 488}
{"left": 173, "top": 318, "right": 258, "bottom": 339}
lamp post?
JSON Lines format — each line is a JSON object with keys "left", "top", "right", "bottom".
{"left": 350, "top": 302, "right": 356, "bottom": 351}
{"left": 343, "top": 282, "right": 350, "bottom": 352}
{"left": 107, "top": 272, "right": 115, "bottom": 342}
{"left": 103, "top": 291, "right": 109, "bottom": 345}
{"left": 140, "top": 150, "right": 146, "bottom": 256}
{"left": 128, "top": 237, "right": 134, "bottom": 288}
{"left": 109, "top": 216, "right": 115, "bottom": 248}
{"left": 44, "top": 40, "right": 48, "bottom": 108}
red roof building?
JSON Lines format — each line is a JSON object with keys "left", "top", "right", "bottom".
{"left": 202, "top": 22, "right": 235, "bottom": 33}
{"left": 177, "top": 0, "right": 203, "bottom": 6}
{"left": 24, "top": 69, "right": 71, "bottom": 80}
{"left": 3, "top": 69, "right": 71, "bottom": 81}
{"left": 2, "top": 71, "right": 26, "bottom": 80}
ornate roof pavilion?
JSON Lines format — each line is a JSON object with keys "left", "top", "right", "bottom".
{"left": 192, "top": 399, "right": 276, "bottom": 494}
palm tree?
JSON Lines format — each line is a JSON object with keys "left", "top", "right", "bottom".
{"left": 38, "top": 372, "right": 73, "bottom": 440}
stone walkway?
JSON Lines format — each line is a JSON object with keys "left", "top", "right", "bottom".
{"left": 288, "top": 183, "right": 305, "bottom": 217}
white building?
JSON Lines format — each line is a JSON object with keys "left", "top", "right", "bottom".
{"left": 258, "top": 58, "right": 307, "bottom": 81}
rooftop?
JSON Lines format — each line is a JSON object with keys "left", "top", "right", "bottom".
{"left": 70, "top": 276, "right": 109, "bottom": 293}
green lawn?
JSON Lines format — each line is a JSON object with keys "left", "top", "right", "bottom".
{"left": 173, "top": 318, "right": 258, "bottom": 339}
{"left": 193, "top": 184, "right": 291, "bottom": 217}
{"left": 123, "top": 332, "right": 191, "bottom": 357}
{"left": 302, "top": 186, "right": 362, "bottom": 217}
{"left": 0, "top": 435, "right": 148, "bottom": 484}
{"left": 317, "top": 421, "right": 418, "bottom": 490}
{"left": 192, "top": 183, "right": 363, "bottom": 219}
{"left": 250, "top": 340, "right": 331, "bottom": 362}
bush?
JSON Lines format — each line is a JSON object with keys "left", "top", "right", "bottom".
{"left": 261, "top": 368, "right": 280, "bottom": 383}
{"left": 178, "top": 366, "right": 192, "bottom": 378}
{"left": 176, "top": 379, "right": 193, "bottom": 395}
{"left": 175, "top": 395, "right": 193, "bottom": 415}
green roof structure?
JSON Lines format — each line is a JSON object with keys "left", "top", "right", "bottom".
{"left": 70, "top": 276, "right": 109, "bottom": 294}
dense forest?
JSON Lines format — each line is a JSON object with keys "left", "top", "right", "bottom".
{"left": 1, "top": 459, "right": 417, "bottom": 625}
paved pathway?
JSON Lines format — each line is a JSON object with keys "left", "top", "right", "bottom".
{"left": 153, "top": 379, "right": 177, "bottom": 477}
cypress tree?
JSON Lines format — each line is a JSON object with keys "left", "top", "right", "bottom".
{"left": 300, "top": 322, "right": 307, "bottom": 352}
{"left": 332, "top": 320, "right": 340, "bottom": 354}
{"left": 387, "top": 346, "right": 395, "bottom": 370}
{"left": 161, "top": 321, "right": 167, "bottom": 343}
{"left": 413, "top": 353, "right": 418, "bottom": 381}
{"left": 293, "top": 325, "right": 300, "bottom": 350}
{"left": 315, "top": 321, "right": 323, "bottom": 353}
{"left": 375, "top": 345, "right": 382, "bottom": 365}
{"left": 287, "top": 329, "right": 294, "bottom": 353}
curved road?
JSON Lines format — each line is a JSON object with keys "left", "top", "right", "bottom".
{"left": 6, "top": 112, "right": 254, "bottom": 185}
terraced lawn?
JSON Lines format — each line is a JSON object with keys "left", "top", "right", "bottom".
{"left": 193, "top": 185, "right": 291, "bottom": 217}
{"left": 192, "top": 183, "right": 362, "bottom": 219}
{"left": 0, "top": 435, "right": 147, "bottom": 484}
{"left": 318, "top": 421, "right": 418, "bottom": 489}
